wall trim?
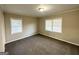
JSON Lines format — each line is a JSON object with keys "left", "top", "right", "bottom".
{"left": 39, "top": 33, "right": 79, "bottom": 46}
{"left": 5, "top": 33, "right": 38, "bottom": 44}
{"left": 42, "top": 8, "right": 79, "bottom": 18}
{"left": 6, "top": 32, "right": 79, "bottom": 47}
{"left": 58, "top": 8, "right": 79, "bottom": 15}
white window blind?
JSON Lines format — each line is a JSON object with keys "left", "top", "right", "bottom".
{"left": 53, "top": 17, "right": 62, "bottom": 33}
{"left": 45, "top": 20, "right": 53, "bottom": 31}
{"left": 45, "top": 17, "right": 62, "bottom": 33}
{"left": 11, "top": 18, "right": 22, "bottom": 34}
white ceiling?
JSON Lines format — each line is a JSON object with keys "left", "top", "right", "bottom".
{"left": 0, "top": 4, "right": 79, "bottom": 17}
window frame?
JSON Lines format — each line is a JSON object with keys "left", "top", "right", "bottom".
{"left": 45, "top": 17, "right": 62, "bottom": 33}
{"left": 10, "top": 18, "right": 23, "bottom": 34}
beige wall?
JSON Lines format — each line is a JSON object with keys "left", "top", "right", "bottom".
{"left": 4, "top": 13, "right": 37, "bottom": 44}
{"left": 4, "top": 10, "right": 79, "bottom": 46}
{"left": 38, "top": 10, "right": 79, "bottom": 46}
{"left": 0, "top": 9, "right": 5, "bottom": 52}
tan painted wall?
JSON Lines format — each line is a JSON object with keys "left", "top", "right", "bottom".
{"left": 4, "top": 13, "right": 37, "bottom": 44}
{"left": 0, "top": 9, "right": 5, "bottom": 52}
{"left": 38, "top": 10, "right": 79, "bottom": 46}
{"left": 4, "top": 10, "right": 79, "bottom": 46}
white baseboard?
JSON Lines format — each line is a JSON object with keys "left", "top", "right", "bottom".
{"left": 39, "top": 33, "right": 79, "bottom": 46}
{"left": 6, "top": 33, "right": 79, "bottom": 46}
{"left": 5, "top": 33, "right": 38, "bottom": 44}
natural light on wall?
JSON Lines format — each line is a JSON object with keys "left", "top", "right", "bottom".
{"left": 11, "top": 18, "right": 22, "bottom": 34}
{"left": 45, "top": 17, "right": 62, "bottom": 33}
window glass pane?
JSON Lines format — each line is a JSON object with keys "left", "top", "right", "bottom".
{"left": 11, "top": 18, "right": 22, "bottom": 34}
{"left": 45, "top": 20, "right": 53, "bottom": 31}
{"left": 53, "top": 17, "right": 62, "bottom": 33}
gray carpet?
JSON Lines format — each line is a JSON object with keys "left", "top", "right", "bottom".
{"left": 5, "top": 34, "right": 79, "bottom": 55}
{"left": 0, "top": 52, "right": 8, "bottom": 55}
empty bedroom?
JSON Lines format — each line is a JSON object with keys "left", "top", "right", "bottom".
{"left": 0, "top": 4, "right": 79, "bottom": 55}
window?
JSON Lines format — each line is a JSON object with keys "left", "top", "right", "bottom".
{"left": 45, "top": 17, "right": 62, "bottom": 33}
{"left": 11, "top": 18, "right": 22, "bottom": 34}
{"left": 45, "top": 20, "right": 53, "bottom": 31}
{"left": 52, "top": 17, "right": 62, "bottom": 33}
